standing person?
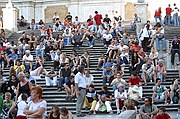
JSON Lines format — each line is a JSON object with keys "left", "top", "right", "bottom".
{"left": 165, "top": 4, "right": 172, "bottom": 26}
{"left": 16, "top": 93, "right": 28, "bottom": 119}
{"left": 154, "top": 7, "right": 162, "bottom": 24}
{"left": 24, "top": 86, "right": 47, "bottom": 119}
{"left": 169, "top": 35, "right": 180, "bottom": 66}
{"left": 156, "top": 107, "right": 171, "bottom": 119}
{"left": 131, "top": 13, "right": 141, "bottom": 31}
{"left": 139, "top": 97, "right": 158, "bottom": 119}
{"left": 172, "top": 3, "right": 179, "bottom": 26}
{"left": 94, "top": 11, "right": 102, "bottom": 28}
{"left": 75, "top": 66, "right": 86, "bottom": 117}
{"left": 16, "top": 72, "right": 32, "bottom": 103}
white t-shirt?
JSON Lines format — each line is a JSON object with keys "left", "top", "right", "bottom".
{"left": 102, "top": 34, "right": 112, "bottom": 41}
{"left": 27, "top": 100, "right": 47, "bottom": 119}
{"left": 114, "top": 89, "right": 127, "bottom": 99}
{"left": 85, "top": 74, "right": 94, "bottom": 86}
{"left": 17, "top": 101, "right": 28, "bottom": 116}
{"left": 22, "top": 54, "right": 33, "bottom": 63}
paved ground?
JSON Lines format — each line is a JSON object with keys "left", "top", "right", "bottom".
{"left": 73, "top": 111, "right": 178, "bottom": 119}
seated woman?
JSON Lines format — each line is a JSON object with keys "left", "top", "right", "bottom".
{"left": 60, "top": 107, "right": 73, "bottom": 119}
{"left": 96, "top": 53, "right": 105, "bottom": 71}
{"left": 102, "top": 57, "right": 112, "bottom": 70}
{"left": 114, "top": 85, "right": 127, "bottom": 114}
{"left": 169, "top": 78, "right": 179, "bottom": 104}
{"left": 64, "top": 74, "right": 75, "bottom": 100}
{"left": 13, "top": 59, "right": 25, "bottom": 75}
{"left": 129, "top": 51, "right": 141, "bottom": 74}
{"left": 7, "top": 74, "right": 19, "bottom": 99}
{"left": 154, "top": 59, "right": 167, "bottom": 82}
{"left": 35, "top": 55, "right": 44, "bottom": 69}
{"left": 85, "top": 70, "right": 94, "bottom": 88}
{"left": 24, "top": 86, "right": 47, "bottom": 119}
{"left": 48, "top": 105, "right": 60, "bottom": 119}
{"left": 80, "top": 50, "right": 90, "bottom": 68}
{"left": 107, "top": 40, "right": 118, "bottom": 59}
{"left": 56, "top": 33, "right": 64, "bottom": 49}
{"left": 94, "top": 85, "right": 113, "bottom": 114}
{"left": 122, "top": 98, "right": 137, "bottom": 113}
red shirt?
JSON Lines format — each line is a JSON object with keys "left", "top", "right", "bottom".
{"left": 154, "top": 9, "right": 161, "bottom": 17}
{"left": 156, "top": 113, "right": 170, "bottom": 119}
{"left": 166, "top": 7, "right": 172, "bottom": 15}
{"left": 88, "top": 20, "right": 93, "bottom": 26}
{"left": 128, "top": 76, "right": 141, "bottom": 85}
{"left": 94, "top": 14, "right": 102, "bottom": 25}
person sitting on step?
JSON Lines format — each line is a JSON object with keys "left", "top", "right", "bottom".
{"left": 152, "top": 78, "right": 169, "bottom": 104}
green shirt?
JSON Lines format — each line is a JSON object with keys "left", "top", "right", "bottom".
{"left": 0, "top": 95, "right": 3, "bottom": 114}
{"left": 140, "top": 104, "right": 157, "bottom": 114}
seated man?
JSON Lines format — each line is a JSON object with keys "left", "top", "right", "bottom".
{"left": 114, "top": 85, "right": 127, "bottom": 114}
{"left": 94, "top": 85, "right": 113, "bottom": 114}
{"left": 83, "top": 31, "right": 95, "bottom": 48}
{"left": 25, "top": 71, "right": 36, "bottom": 85}
{"left": 58, "top": 63, "right": 71, "bottom": 91}
{"left": 84, "top": 84, "right": 97, "bottom": 115}
{"left": 156, "top": 107, "right": 171, "bottom": 119}
{"left": 102, "top": 66, "right": 113, "bottom": 86}
{"left": 71, "top": 30, "right": 83, "bottom": 49}
{"left": 128, "top": 72, "right": 143, "bottom": 98}
{"left": 62, "top": 29, "right": 72, "bottom": 46}
{"left": 102, "top": 30, "right": 112, "bottom": 48}
{"left": 142, "top": 59, "right": 154, "bottom": 85}
{"left": 45, "top": 66, "right": 57, "bottom": 87}
{"left": 111, "top": 72, "right": 127, "bottom": 91}
{"left": 7, "top": 49, "right": 18, "bottom": 67}
{"left": 139, "top": 97, "right": 158, "bottom": 119}
{"left": 152, "top": 78, "right": 169, "bottom": 104}
{"left": 22, "top": 50, "right": 33, "bottom": 72}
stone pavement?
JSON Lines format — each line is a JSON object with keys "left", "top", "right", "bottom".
{"left": 73, "top": 111, "right": 178, "bottom": 119}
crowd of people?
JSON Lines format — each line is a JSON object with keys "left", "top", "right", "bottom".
{"left": 154, "top": 3, "right": 180, "bottom": 26}
{"left": 0, "top": 4, "right": 180, "bottom": 119}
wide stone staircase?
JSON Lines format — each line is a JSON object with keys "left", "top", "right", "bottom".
{"left": 3, "top": 25, "right": 180, "bottom": 114}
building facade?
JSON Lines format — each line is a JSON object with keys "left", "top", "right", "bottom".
{"left": 0, "top": 0, "right": 179, "bottom": 23}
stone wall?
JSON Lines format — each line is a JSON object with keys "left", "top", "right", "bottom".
{"left": 125, "top": 2, "right": 135, "bottom": 21}
{"left": 44, "top": 5, "right": 68, "bottom": 23}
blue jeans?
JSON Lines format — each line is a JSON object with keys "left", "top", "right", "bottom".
{"left": 155, "top": 36, "right": 166, "bottom": 51}
{"left": 173, "top": 13, "right": 179, "bottom": 26}
{"left": 131, "top": 23, "right": 136, "bottom": 30}
{"left": 36, "top": 49, "right": 44, "bottom": 58}
{"left": 103, "top": 39, "right": 111, "bottom": 46}
{"left": 157, "top": 72, "right": 163, "bottom": 82}
{"left": 86, "top": 39, "right": 95, "bottom": 46}
{"left": 165, "top": 15, "right": 171, "bottom": 26}
{"left": 63, "top": 38, "right": 71, "bottom": 46}
{"left": 155, "top": 16, "right": 162, "bottom": 24}
{"left": 58, "top": 77, "right": 69, "bottom": 88}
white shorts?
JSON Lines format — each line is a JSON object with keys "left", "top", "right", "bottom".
{"left": 155, "top": 92, "right": 165, "bottom": 100}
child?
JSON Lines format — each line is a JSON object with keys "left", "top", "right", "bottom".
{"left": 16, "top": 93, "right": 28, "bottom": 119}
{"left": 60, "top": 107, "right": 73, "bottom": 119}
{"left": 3, "top": 92, "right": 14, "bottom": 116}
{"left": 48, "top": 105, "right": 60, "bottom": 119}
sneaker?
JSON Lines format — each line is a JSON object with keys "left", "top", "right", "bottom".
{"left": 109, "top": 111, "right": 113, "bottom": 114}
{"left": 170, "top": 101, "right": 173, "bottom": 104}
{"left": 104, "top": 45, "right": 107, "bottom": 48}
{"left": 90, "top": 45, "right": 93, "bottom": 48}
{"left": 93, "top": 111, "right": 96, "bottom": 115}
{"left": 88, "top": 110, "right": 93, "bottom": 115}
{"left": 117, "top": 110, "right": 120, "bottom": 115}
